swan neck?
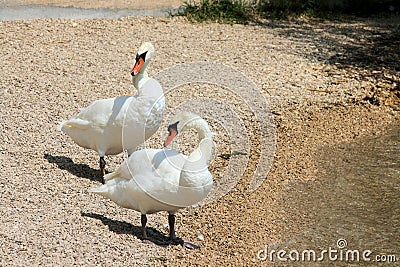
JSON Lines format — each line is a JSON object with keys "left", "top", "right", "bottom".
{"left": 188, "top": 119, "right": 214, "bottom": 162}
{"left": 181, "top": 134, "right": 214, "bottom": 177}
{"left": 192, "top": 120, "right": 212, "bottom": 141}
{"left": 133, "top": 72, "right": 150, "bottom": 90}
{"left": 192, "top": 136, "right": 214, "bottom": 163}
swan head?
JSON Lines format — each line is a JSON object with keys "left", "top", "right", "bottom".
{"left": 164, "top": 112, "right": 215, "bottom": 147}
{"left": 130, "top": 42, "right": 155, "bottom": 77}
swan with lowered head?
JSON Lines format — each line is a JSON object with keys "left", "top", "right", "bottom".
{"left": 58, "top": 42, "right": 165, "bottom": 183}
{"left": 90, "top": 112, "right": 216, "bottom": 248}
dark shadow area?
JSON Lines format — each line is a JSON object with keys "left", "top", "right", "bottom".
{"left": 266, "top": 16, "right": 399, "bottom": 106}
{"left": 257, "top": 0, "right": 400, "bottom": 18}
{"left": 269, "top": 17, "right": 399, "bottom": 70}
{"left": 44, "top": 153, "right": 102, "bottom": 182}
{"left": 81, "top": 212, "right": 185, "bottom": 247}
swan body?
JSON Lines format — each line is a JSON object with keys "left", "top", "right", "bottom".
{"left": 59, "top": 80, "right": 164, "bottom": 156}
{"left": 91, "top": 112, "right": 215, "bottom": 244}
{"left": 59, "top": 42, "right": 164, "bottom": 180}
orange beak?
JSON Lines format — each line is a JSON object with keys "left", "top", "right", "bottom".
{"left": 131, "top": 57, "right": 145, "bottom": 76}
{"left": 164, "top": 128, "right": 177, "bottom": 147}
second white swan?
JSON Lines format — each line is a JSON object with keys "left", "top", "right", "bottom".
{"left": 91, "top": 112, "right": 215, "bottom": 248}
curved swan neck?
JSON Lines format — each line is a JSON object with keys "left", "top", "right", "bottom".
{"left": 179, "top": 119, "right": 215, "bottom": 187}
{"left": 192, "top": 136, "right": 214, "bottom": 163}
{"left": 133, "top": 70, "right": 150, "bottom": 90}
{"left": 181, "top": 118, "right": 213, "bottom": 141}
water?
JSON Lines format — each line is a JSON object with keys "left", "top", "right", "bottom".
{"left": 0, "top": 5, "right": 181, "bottom": 21}
{"left": 276, "top": 125, "right": 400, "bottom": 265}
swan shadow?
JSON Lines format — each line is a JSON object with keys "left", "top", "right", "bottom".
{"left": 44, "top": 153, "right": 101, "bottom": 182}
{"left": 81, "top": 212, "right": 183, "bottom": 247}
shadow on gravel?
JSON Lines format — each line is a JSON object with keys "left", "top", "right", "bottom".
{"left": 44, "top": 153, "right": 101, "bottom": 182}
{"left": 264, "top": 16, "right": 400, "bottom": 106}
{"left": 267, "top": 17, "right": 400, "bottom": 71}
{"left": 81, "top": 212, "right": 184, "bottom": 247}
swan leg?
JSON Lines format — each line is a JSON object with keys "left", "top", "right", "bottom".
{"left": 99, "top": 156, "right": 106, "bottom": 184}
{"left": 168, "top": 213, "right": 176, "bottom": 240}
{"left": 168, "top": 213, "right": 200, "bottom": 249}
{"left": 141, "top": 214, "right": 148, "bottom": 240}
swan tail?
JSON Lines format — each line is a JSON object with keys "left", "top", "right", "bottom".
{"left": 103, "top": 171, "right": 122, "bottom": 183}
{"left": 90, "top": 184, "right": 112, "bottom": 199}
{"left": 58, "top": 118, "right": 91, "bottom": 132}
{"left": 57, "top": 120, "right": 68, "bottom": 132}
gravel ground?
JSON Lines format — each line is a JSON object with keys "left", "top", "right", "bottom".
{"left": 1, "top": 8, "right": 399, "bottom": 266}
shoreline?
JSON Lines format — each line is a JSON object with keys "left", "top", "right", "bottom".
{"left": 0, "top": 5, "right": 181, "bottom": 21}
{"left": 1, "top": 0, "right": 185, "bottom": 9}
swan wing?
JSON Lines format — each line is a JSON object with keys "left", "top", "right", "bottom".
{"left": 105, "top": 149, "right": 186, "bottom": 183}
{"left": 91, "top": 173, "right": 181, "bottom": 213}
{"left": 93, "top": 149, "right": 188, "bottom": 213}
{"left": 74, "top": 96, "right": 133, "bottom": 128}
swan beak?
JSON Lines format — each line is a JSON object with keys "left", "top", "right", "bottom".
{"left": 131, "top": 57, "right": 145, "bottom": 76}
{"left": 164, "top": 129, "right": 177, "bottom": 147}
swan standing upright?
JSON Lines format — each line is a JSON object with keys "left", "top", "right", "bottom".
{"left": 59, "top": 42, "right": 165, "bottom": 183}
{"left": 90, "top": 112, "right": 216, "bottom": 248}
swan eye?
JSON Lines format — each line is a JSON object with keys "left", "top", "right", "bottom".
{"left": 167, "top": 121, "right": 179, "bottom": 134}
{"left": 140, "top": 51, "right": 147, "bottom": 62}
{"left": 136, "top": 51, "right": 147, "bottom": 62}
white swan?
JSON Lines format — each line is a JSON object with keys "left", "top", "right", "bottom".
{"left": 90, "top": 112, "right": 215, "bottom": 248}
{"left": 59, "top": 42, "right": 165, "bottom": 183}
